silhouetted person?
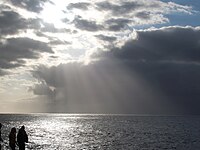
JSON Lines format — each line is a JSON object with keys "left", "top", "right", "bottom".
{"left": 0, "top": 123, "right": 3, "bottom": 150}
{"left": 17, "top": 126, "right": 28, "bottom": 150}
{"left": 9, "top": 127, "right": 17, "bottom": 150}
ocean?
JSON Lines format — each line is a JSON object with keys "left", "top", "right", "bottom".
{"left": 0, "top": 114, "right": 200, "bottom": 150}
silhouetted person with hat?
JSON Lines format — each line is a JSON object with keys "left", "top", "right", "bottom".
{"left": 9, "top": 127, "right": 17, "bottom": 150}
{"left": 17, "top": 126, "right": 28, "bottom": 150}
{"left": 0, "top": 123, "right": 3, "bottom": 150}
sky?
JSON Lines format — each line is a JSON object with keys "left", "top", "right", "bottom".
{"left": 0, "top": 0, "right": 200, "bottom": 114}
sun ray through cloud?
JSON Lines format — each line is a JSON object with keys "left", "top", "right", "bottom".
{"left": 0, "top": 0, "right": 200, "bottom": 114}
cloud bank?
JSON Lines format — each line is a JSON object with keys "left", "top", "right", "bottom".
{"left": 0, "top": 0, "right": 195, "bottom": 75}
{"left": 31, "top": 26, "right": 200, "bottom": 114}
{"left": 0, "top": 0, "right": 199, "bottom": 114}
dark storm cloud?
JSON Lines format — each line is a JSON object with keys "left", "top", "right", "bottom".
{"left": 32, "top": 62, "right": 165, "bottom": 114}
{"left": 0, "top": 37, "right": 53, "bottom": 72}
{"left": 95, "top": 34, "right": 117, "bottom": 42}
{"left": 93, "top": 26, "right": 200, "bottom": 114}
{"left": 8, "top": 0, "right": 50, "bottom": 13}
{"left": 73, "top": 16, "right": 104, "bottom": 32}
{"left": 123, "top": 61, "right": 200, "bottom": 114}
{"left": 67, "top": 2, "right": 90, "bottom": 10}
{"left": 31, "top": 26, "right": 200, "bottom": 114}
{"left": 99, "top": 26, "right": 200, "bottom": 62}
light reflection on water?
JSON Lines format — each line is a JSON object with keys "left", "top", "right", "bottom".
{"left": 26, "top": 115, "right": 82, "bottom": 149}
{"left": 0, "top": 114, "right": 200, "bottom": 149}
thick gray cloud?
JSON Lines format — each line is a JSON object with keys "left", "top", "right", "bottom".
{"left": 0, "top": 37, "right": 53, "bottom": 71}
{"left": 8, "top": 0, "right": 50, "bottom": 13}
{"left": 49, "top": 39, "right": 71, "bottom": 45}
{"left": 32, "top": 26, "right": 200, "bottom": 114}
{"left": 72, "top": 15, "right": 131, "bottom": 32}
{"left": 32, "top": 64, "right": 77, "bottom": 88}
{"left": 0, "top": 8, "right": 65, "bottom": 36}
{"left": 96, "top": 1, "right": 143, "bottom": 15}
{"left": 0, "top": 10, "right": 28, "bottom": 35}
{"left": 0, "top": 9, "right": 42, "bottom": 35}
{"left": 32, "top": 62, "right": 165, "bottom": 114}
{"left": 0, "top": 59, "right": 25, "bottom": 69}
{"left": 95, "top": 34, "right": 117, "bottom": 42}
{"left": 95, "top": 1, "right": 190, "bottom": 17}
{"left": 136, "top": 12, "right": 151, "bottom": 20}
{"left": 124, "top": 61, "right": 200, "bottom": 114}
{"left": 73, "top": 16, "right": 104, "bottom": 32}
{"left": 93, "top": 26, "right": 200, "bottom": 114}
{"left": 105, "top": 18, "right": 131, "bottom": 31}
{"left": 0, "top": 69, "right": 8, "bottom": 76}
{"left": 0, "top": 4, "right": 57, "bottom": 74}
{"left": 67, "top": 2, "right": 90, "bottom": 10}
{"left": 40, "top": 22, "right": 67, "bottom": 33}
{"left": 63, "top": 1, "right": 193, "bottom": 33}
{"left": 32, "top": 84, "right": 55, "bottom": 97}
{"left": 98, "top": 26, "right": 200, "bottom": 62}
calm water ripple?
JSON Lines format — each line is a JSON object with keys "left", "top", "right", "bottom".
{"left": 0, "top": 114, "right": 200, "bottom": 149}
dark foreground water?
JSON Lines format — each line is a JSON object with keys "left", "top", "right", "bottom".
{"left": 0, "top": 114, "right": 200, "bottom": 150}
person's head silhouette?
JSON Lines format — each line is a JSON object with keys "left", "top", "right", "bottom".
{"left": 21, "top": 125, "right": 25, "bottom": 130}
{"left": 11, "top": 127, "right": 16, "bottom": 133}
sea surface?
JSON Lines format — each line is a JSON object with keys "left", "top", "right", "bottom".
{"left": 0, "top": 114, "right": 200, "bottom": 150}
